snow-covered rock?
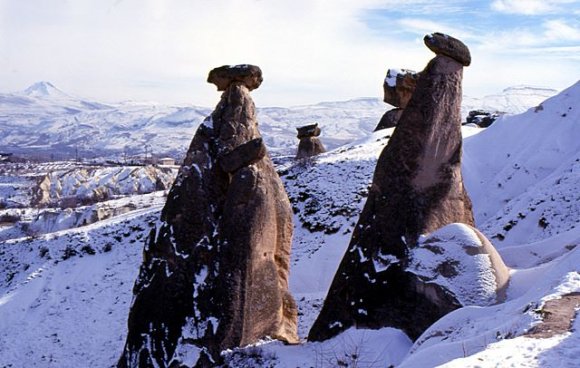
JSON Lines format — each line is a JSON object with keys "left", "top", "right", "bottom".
{"left": 410, "top": 223, "right": 509, "bottom": 306}
{"left": 33, "top": 165, "right": 175, "bottom": 206}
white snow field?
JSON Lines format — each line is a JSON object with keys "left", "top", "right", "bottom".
{"left": 0, "top": 81, "right": 578, "bottom": 367}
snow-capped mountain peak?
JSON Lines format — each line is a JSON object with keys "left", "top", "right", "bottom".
{"left": 22, "top": 81, "right": 71, "bottom": 99}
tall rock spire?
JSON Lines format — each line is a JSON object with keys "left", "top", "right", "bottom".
{"left": 308, "top": 34, "right": 507, "bottom": 342}
{"left": 118, "top": 64, "right": 298, "bottom": 368}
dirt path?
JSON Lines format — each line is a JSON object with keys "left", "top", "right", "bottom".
{"left": 527, "top": 292, "right": 580, "bottom": 338}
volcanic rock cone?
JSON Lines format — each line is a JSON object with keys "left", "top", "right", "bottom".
{"left": 118, "top": 64, "right": 298, "bottom": 368}
{"left": 309, "top": 33, "right": 508, "bottom": 342}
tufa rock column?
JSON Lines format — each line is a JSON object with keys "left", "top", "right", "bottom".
{"left": 309, "top": 33, "right": 503, "bottom": 342}
{"left": 374, "top": 68, "right": 419, "bottom": 131}
{"left": 118, "top": 64, "right": 298, "bottom": 368}
{"left": 295, "top": 123, "right": 326, "bottom": 159}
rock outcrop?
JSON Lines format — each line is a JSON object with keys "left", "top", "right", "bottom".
{"left": 383, "top": 68, "right": 419, "bottom": 109}
{"left": 295, "top": 123, "right": 326, "bottom": 159}
{"left": 375, "top": 69, "right": 419, "bottom": 131}
{"left": 375, "top": 108, "right": 404, "bottom": 131}
{"left": 465, "top": 109, "right": 502, "bottom": 127}
{"left": 118, "top": 64, "right": 298, "bottom": 368}
{"left": 309, "top": 34, "right": 496, "bottom": 342}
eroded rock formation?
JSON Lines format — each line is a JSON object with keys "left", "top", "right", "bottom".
{"left": 375, "top": 69, "right": 419, "bottom": 131}
{"left": 465, "top": 109, "right": 502, "bottom": 127}
{"left": 295, "top": 123, "right": 326, "bottom": 159}
{"left": 118, "top": 64, "right": 298, "bottom": 368}
{"left": 309, "top": 34, "right": 501, "bottom": 342}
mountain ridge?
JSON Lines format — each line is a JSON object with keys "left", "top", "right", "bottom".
{"left": 0, "top": 82, "right": 559, "bottom": 159}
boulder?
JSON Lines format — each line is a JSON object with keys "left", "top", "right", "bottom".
{"left": 296, "top": 123, "right": 326, "bottom": 159}
{"left": 383, "top": 68, "right": 419, "bottom": 108}
{"left": 207, "top": 64, "right": 263, "bottom": 91}
{"left": 309, "top": 35, "right": 485, "bottom": 342}
{"left": 118, "top": 64, "right": 298, "bottom": 368}
{"left": 296, "top": 123, "right": 321, "bottom": 139}
{"left": 424, "top": 32, "right": 471, "bottom": 67}
{"left": 375, "top": 69, "right": 419, "bottom": 131}
{"left": 374, "top": 108, "right": 403, "bottom": 131}
{"left": 465, "top": 109, "right": 502, "bottom": 128}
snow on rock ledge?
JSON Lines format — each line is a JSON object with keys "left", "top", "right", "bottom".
{"left": 410, "top": 223, "right": 510, "bottom": 306}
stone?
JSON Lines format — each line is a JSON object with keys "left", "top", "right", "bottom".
{"left": 309, "top": 35, "right": 485, "bottom": 342}
{"left": 207, "top": 64, "right": 263, "bottom": 91}
{"left": 118, "top": 66, "right": 298, "bottom": 368}
{"left": 295, "top": 123, "right": 326, "bottom": 159}
{"left": 296, "top": 123, "right": 321, "bottom": 139}
{"left": 383, "top": 68, "right": 419, "bottom": 108}
{"left": 424, "top": 32, "right": 471, "bottom": 67}
{"left": 374, "top": 108, "right": 403, "bottom": 131}
{"left": 465, "top": 109, "right": 502, "bottom": 128}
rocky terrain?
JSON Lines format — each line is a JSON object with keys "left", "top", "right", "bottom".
{"left": 120, "top": 65, "right": 298, "bottom": 367}
{"left": 0, "top": 76, "right": 577, "bottom": 367}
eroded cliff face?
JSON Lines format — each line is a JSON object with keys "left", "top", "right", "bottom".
{"left": 309, "top": 34, "right": 501, "bottom": 342}
{"left": 118, "top": 65, "right": 297, "bottom": 368}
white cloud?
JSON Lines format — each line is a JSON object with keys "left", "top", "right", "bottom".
{"left": 543, "top": 19, "right": 580, "bottom": 41}
{"left": 0, "top": 0, "right": 578, "bottom": 106}
{"left": 397, "top": 18, "right": 476, "bottom": 40}
{"left": 491, "top": 0, "right": 579, "bottom": 15}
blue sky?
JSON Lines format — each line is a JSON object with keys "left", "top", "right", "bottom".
{"left": 0, "top": 0, "right": 578, "bottom": 106}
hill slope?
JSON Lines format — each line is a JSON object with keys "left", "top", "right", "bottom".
{"left": 0, "top": 82, "right": 577, "bottom": 367}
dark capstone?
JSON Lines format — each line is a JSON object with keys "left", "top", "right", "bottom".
{"left": 207, "top": 64, "right": 263, "bottom": 91}
{"left": 296, "top": 123, "right": 321, "bottom": 139}
{"left": 424, "top": 32, "right": 471, "bottom": 67}
{"left": 465, "top": 110, "right": 502, "bottom": 128}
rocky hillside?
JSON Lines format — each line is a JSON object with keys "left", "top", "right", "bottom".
{"left": 0, "top": 82, "right": 577, "bottom": 367}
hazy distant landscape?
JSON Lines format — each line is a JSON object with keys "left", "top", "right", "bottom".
{"left": 0, "top": 81, "right": 557, "bottom": 163}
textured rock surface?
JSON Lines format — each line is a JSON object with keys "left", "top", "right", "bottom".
{"left": 383, "top": 69, "right": 420, "bottom": 109}
{"left": 375, "top": 108, "right": 403, "bottom": 131}
{"left": 309, "top": 37, "right": 479, "bottom": 342}
{"left": 376, "top": 69, "right": 419, "bottom": 131}
{"left": 207, "top": 64, "right": 263, "bottom": 91}
{"left": 424, "top": 32, "right": 471, "bottom": 67}
{"left": 118, "top": 65, "right": 298, "bottom": 368}
{"left": 296, "top": 123, "right": 326, "bottom": 159}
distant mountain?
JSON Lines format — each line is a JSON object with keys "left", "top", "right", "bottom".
{"left": 21, "top": 81, "right": 72, "bottom": 99}
{"left": 0, "top": 82, "right": 559, "bottom": 159}
{"left": 462, "top": 85, "right": 557, "bottom": 115}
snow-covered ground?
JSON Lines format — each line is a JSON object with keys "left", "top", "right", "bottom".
{"left": 0, "top": 81, "right": 578, "bottom": 367}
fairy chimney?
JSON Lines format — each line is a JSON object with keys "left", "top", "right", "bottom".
{"left": 118, "top": 64, "right": 298, "bottom": 368}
